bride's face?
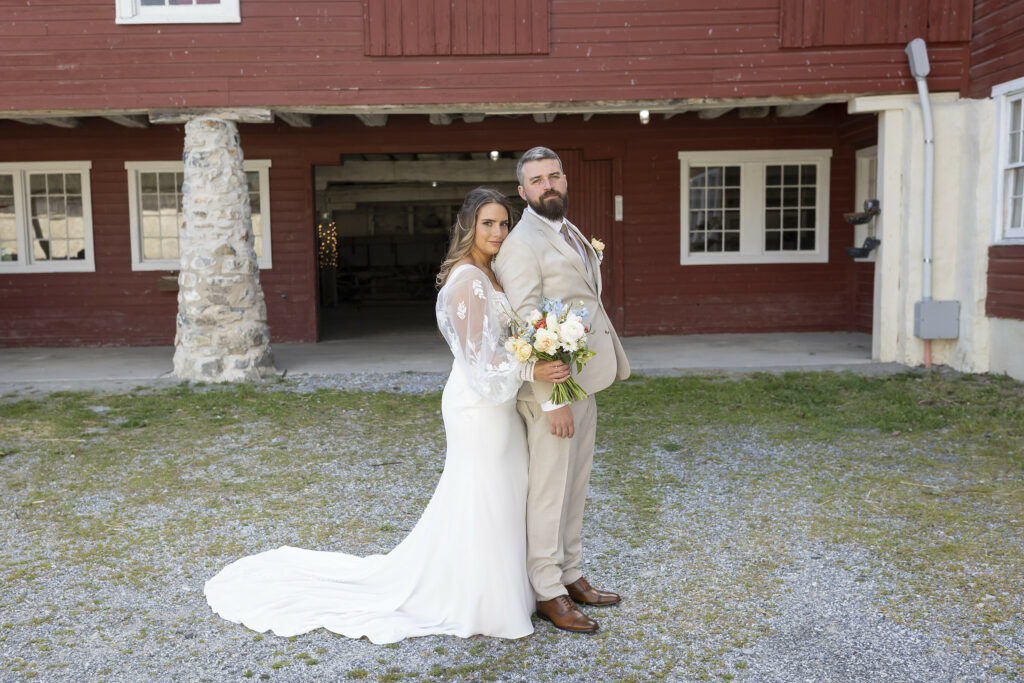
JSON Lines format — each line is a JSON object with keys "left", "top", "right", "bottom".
{"left": 472, "top": 202, "right": 510, "bottom": 259}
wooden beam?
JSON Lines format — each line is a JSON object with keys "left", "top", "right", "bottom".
{"left": 6, "top": 116, "right": 80, "bottom": 128}
{"left": 355, "top": 114, "right": 388, "bottom": 127}
{"left": 103, "top": 115, "right": 149, "bottom": 128}
{"left": 315, "top": 159, "right": 519, "bottom": 189}
{"left": 697, "top": 108, "right": 733, "bottom": 120}
{"left": 461, "top": 113, "right": 486, "bottom": 123}
{"left": 662, "top": 108, "right": 694, "bottom": 121}
{"left": 582, "top": 113, "right": 595, "bottom": 122}
{"left": 149, "top": 108, "right": 274, "bottom": 124}
{"left": 320, "top": 181, "right": 519, "bottom": 205}
{"left": 775, "top": 103, "right": 826, "bottom": 117}
{"left": 532, "top": 113, "right": 557, "bottom": 123}
{"left": 428, "top": 113, "right": 453, "bottom": 126}
{"left": 275, "top": 112, "right": 314, "bottom": 128}
{"left": 738, "top": 106, "right": 771, "bottom": 119}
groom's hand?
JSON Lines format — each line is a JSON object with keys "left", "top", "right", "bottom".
{"left": 547, "top": 406, "right": 575, "bottom": 439}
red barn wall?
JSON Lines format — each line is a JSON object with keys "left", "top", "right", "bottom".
{"left": 0, "top": 0, "right": 970, "bottom": 113}
{"left": 986, "top": 246, "right": 1024, "bottom": 321}
{"left": 968, "top": 0, "right": 1024, "bottom": 98}
{"left": 0, "top": 119, "right": 318, "bottom": 347}
{"left": 0, "top": 105, "right": 877, "bottom": 346}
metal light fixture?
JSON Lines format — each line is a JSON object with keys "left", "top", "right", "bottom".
{"left": 489, "top": 150, "right": 500, "bottom": 161}
{"left": 639, "top": 110, "right": 650, "bottom": 125}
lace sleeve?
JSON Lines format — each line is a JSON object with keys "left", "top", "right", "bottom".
{"left": 436, "top": 266, "right": 522, "bottom": 403}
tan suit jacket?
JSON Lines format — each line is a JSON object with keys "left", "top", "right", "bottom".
{"left": 495, "top": 210, "right": 630, "bottom": 402}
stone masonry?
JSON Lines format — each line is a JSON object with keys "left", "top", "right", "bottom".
{"left": 172, "top": 117, "right": 277, "bottom": 382}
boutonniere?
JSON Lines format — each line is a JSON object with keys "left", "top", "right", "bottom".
{"left": 590, "top": 237, "right": 605, "bottom": 262}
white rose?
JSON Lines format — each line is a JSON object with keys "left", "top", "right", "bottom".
{"left": 559, "top": 318, "right": 586, "bottom": 345}
{"left": 533, "top": 329, "right": 559, "bottom": 355}
{"left": 544, "top": 313, "right": 560, "bottom": 334}
{"left": 527, "top": 309, "right": 543, "bottom": 325}
{"left": 505, "top": 338, "right": 517, "bottom": 354}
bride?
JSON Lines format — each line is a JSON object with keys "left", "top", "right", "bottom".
{"left": 204, "top": 187, "right": 570, "bottom": 643}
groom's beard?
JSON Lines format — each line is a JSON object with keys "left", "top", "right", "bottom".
{"left": 528, "top": 190, "right": 568, "bottom": 221}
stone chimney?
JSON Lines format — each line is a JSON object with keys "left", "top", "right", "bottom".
{"left": 173, "top": 117, "right": 277, "bottom": 382}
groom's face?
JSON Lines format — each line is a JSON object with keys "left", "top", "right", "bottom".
{"left": 518, "top": 158, "right": 568, "bottom": 221}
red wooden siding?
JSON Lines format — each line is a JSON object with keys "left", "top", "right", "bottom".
{"left": 986, "top": 245, "right": 1024, "bottom": 320}
{"left": 1, "top": 106, "right": 878, "bottom": 346}
{"left": 968, "top": 0, "right": 1024, "bottom": 98}
{"left": 0, "top": 0, "right": 969, "bottom": 114}
{"left": 0, "top": 120, "right": 317, "bottom": 347}
{"left": 781, "top": 0, "right": 972, "bottom": 48}
{"left": 363, "top": 0, "right": 548, "bottom": 56}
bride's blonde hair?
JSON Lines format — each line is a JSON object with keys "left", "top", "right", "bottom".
{"left": 436, "top": 187, "right": 516, "bottom": 288}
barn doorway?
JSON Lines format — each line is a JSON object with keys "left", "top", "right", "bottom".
{"left": 313, "top": 152, "right": 522, "bottom": 340}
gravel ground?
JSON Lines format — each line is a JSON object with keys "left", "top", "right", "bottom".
{"left": 1, "top": 371, "right": 1021, "bottom": 682}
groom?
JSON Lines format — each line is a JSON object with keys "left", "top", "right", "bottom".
{"left": 495, "top": 146, "right": 631, "bottom": 633}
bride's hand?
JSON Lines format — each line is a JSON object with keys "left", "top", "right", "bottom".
{"left": 534, "top": 360, "right": 570, "bottom": 384}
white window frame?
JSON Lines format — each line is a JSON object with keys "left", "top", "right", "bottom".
{"left": 678, "top": 149, "right": 832, "bottom": 265}
{"left": 125, "top": 159, "right": 272, "bottom": 271}
{"left": 115, "top": 0, "right": 240, "bottom": 25}
{"left": 852, "top": 145, "right": 879, "bottom": 263}
{"left": 991, "top": 75, "right": 1024, "bottom": 245}
{"left": 0, "top": 161, "right": 95, "bottom": 274}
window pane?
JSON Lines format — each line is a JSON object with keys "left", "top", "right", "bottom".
{"left": 765, "top": 165, "right": 781, "bottom": 186}
{"left": 1011, "top": 132, "right": 1021, "bottom": 165}
{"left": 765, "top": 211, "right": 780, "bottom": 231}
{"left": 1011, "top": 99, "right": 1022, "bottom": 133}
{"left": 47, "top": 173, "right": 64, "bottom": 194}
{"left": 783, "top": 165, "right": 799, "bottom": 184}
{"left": 29, "top": 174, "right": 46, "bottom": 195}
{"left": 141, "top": 0, "right": 166, "bottom": 5}
{"left": 65, "top": 174, "right": 82, "bottom": 195}
{"left": 801, "top": 209, "right": 816, "bottom": 228}
{"left": 725, "top": 188, "right": 740, "bottom": 209}
{"left": 783, "top": 209, "right": 799, "bottom": 229}
{"left": 800, "top": 165, "right": 816, "bottom": 185}
{"left": 246, "top": 171, "right": 259, "bottom": 192}
{"left": 249, "top": 191, "right": 261, "bottom": 216}
{"left": 158, "top": 172, "right": 177, "bottom": 194}
{"left": 162, "top": 238, "right": 179, "bottom": 258}
{"left": 690, "top": 189, "right": 704, "bottom": 209}
{"left": 687, "top": 165, "right": 739, "bottom": 253}
{"left": 766, "top": 187, "right": 781, "bottom": 208}
{"left": 800, "top": 230, "right": 816, "bottom": 250}
{"left": 68, "top": 239, "right": 85, "bottom": 259}
{"left": 723, "top": 231, "right": 740, "bottom": 252}
{"left": 0, "top": 175, "right": 16, "bottom": 262}
{"left": 765, "top": 231, "right": 780, "bottom": 251}
{"left": 144, "top": 237, "right": 162, "bottom": 258}
{"left": 800, "top": 187, "right": 816, "bottom": 206}
{"left": 782, "top": 231, "right": 799, "bottom": 250}
{"left": 141, "top": 172, "right": 158, "bottom": 193}
{"left": 783, "top": 187, "right": 798, "bottom": 206}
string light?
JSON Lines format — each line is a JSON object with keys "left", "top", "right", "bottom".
{"left": 317, "top": 220, "right": 338, "bottom": 270}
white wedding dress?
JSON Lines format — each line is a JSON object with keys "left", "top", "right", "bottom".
{"left": 204, "top": 264, "right": 534, "bottom": 643}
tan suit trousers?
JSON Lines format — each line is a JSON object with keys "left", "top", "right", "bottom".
{"left": 517, "top": 394, "right": 598, "bottom": 601}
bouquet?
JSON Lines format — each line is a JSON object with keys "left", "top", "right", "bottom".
{"left": 504, "top": 297, "right": 596, "bottom": 404}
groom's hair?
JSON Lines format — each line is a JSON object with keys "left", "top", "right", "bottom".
{"left": 516, "top": 146, "right": 562, "bottom": 186}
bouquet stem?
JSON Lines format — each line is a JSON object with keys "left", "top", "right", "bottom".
{"left": 550, "top": 377, "right": 588, "bottom": 404}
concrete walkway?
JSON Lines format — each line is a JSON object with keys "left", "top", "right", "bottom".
{"left": 0, "top": 331, "right": 905, "bottom": 394}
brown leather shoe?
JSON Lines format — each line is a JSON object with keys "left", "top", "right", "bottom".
{"left": 535, "top": 595, "right": 599, "bottom": 633}
{"left": 565, "top": 577, "right": 620, "bottom": 606}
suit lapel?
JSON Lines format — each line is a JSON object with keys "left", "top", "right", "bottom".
{"left": 563, "top": 220, "right": 601, "bottom": 295}
{"left": 523, "top": 213, "right": 592, "bottom": 290}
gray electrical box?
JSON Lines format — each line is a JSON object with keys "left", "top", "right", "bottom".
{"left": 914, "top": 300, "right": 960, "bottom": 339}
